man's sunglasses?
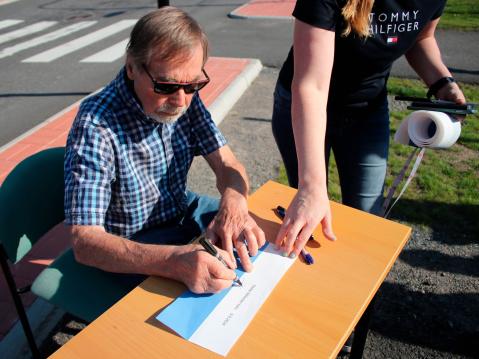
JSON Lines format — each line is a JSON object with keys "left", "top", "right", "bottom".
{"left": 142, "top": 64, "right": 210, "bottom": 95}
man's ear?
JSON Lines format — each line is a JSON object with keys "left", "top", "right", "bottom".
{"left": 125, "top": 56, "right": 136, "bottom": 80}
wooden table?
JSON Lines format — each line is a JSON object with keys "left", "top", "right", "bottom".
{"left": 49, "top": 181, "right": 411, "bottom": 359}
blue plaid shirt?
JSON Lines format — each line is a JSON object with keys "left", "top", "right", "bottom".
{"left": 64, "top": 67, "right": 226, "bottom": 238}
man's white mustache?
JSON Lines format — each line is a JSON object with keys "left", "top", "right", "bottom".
{"left": 157, "top": 103, "right": 186, "bottom": 116}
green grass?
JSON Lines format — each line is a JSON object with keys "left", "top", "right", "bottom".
{"left": 277, "top": 78, "right": 479, "bottom": 237}
{"left": 387, "top": 77, "right": 479, "bottom": 151}
{"left": 386, "top": 78, "right": 478, "bottom": 234}
{"left": 440, "top": 0, "right": 479, "bottom": 30}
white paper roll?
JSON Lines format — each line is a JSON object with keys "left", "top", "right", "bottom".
{"left": 394, "top": 110, "right": 461, "bottom": 148}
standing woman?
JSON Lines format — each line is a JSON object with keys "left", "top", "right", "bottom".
{"left": 272, "top": 0, "right": 465, "bottom": 256}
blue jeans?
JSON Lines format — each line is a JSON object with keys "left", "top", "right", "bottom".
{"left": 271, "top": 82, "right": 389, "bottom": 215}
{"left": 118, "top": 191, "right": 219, "bottom": 286}
{"left": 132, "top": 191, "right": 219, "bottom": 244}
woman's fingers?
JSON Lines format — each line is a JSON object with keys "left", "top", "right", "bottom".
{"left": 281, "top": 218, "right": 304, "bottom": 257}
{"left": 321, "top": 208, "right": 336, "bottom": 241}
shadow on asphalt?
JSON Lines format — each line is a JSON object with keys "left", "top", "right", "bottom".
{"left": 400, "top": 249, "right": 479, "bottom": 277}
{"left": 373, "top": 196, "right": 478, "bottom": 357}
{"left": 449, "top": 67, "right": 479, "bottom": 75}
{"left": 372, "top": 282, "right": 479, "bottom": 357}
{"left": 389, "top": 199, "right": 478, "bottom": 245}
{"left": 242, "top": 116, "right": 272, "bottom": 123}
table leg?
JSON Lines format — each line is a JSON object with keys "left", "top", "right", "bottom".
{"left": 349, "top": 296, "right": 377, "bottom": 359}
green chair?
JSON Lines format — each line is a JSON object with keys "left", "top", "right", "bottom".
{"left": 0, "top": 147, "right": 134, "bottom": 358}
{"left": 32, "top": 249, "right": 136, "bottom": 323}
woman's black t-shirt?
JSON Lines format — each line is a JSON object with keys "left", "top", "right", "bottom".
{"left": 278, "top": 0, "right": 446, "bottom": 107}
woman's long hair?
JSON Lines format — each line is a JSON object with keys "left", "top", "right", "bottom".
{"left": 341, "top": 0, "right": 374, "bottom": 38}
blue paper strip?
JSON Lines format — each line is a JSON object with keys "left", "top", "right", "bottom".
{"left": 157, "top": 243, "right": 267, "bottom": 339}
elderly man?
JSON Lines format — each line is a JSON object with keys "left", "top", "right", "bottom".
{"left": 64, "top": 7, "right": 264, "bottom": 294}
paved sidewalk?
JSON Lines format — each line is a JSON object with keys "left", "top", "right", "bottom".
{"left": 0, "top": 56, "right": 262, "bottom": 357}
{"left": 229, "top": 0, "right": 294, "bottom": 19}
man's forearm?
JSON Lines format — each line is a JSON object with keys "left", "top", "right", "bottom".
{"left": 69, "top": 225, "right": 238, "bottom": 294}
{"left": 217, "top": 161, "right": 249, "bottom": 199}
{"left": 69, "top": 225, "right": 179, "bottom": 277}
{"left": 206, "top": 146, "right": 249, "bottom": 198}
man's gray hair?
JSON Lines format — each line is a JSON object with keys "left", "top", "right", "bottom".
{"left": 126, "top": 7, "right": 208, "bottom": 67}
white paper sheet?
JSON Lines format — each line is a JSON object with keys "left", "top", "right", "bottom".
{"left": 157, "top": 243, "right": 295, "bottom": 356}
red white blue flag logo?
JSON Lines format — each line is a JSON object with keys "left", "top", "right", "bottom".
{"left": 387, "top": 36, "right": 398, "bottom": 44}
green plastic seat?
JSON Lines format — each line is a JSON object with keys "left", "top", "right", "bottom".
{"left": 31, "top": 249, "right": 136, "bottom": 322}
{"left": 0, "top": 148, "right": 65, "bottom": 264}
{"left": 0, "top": 147, "right": 134, "bottom": 357}
{"left": 0, "top": 147, "right": 65, "bottom": 358}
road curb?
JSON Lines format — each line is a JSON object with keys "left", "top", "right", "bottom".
{"left": 0, "top": 99, "right": 80, "bottom": 155}
{"left": 210, "top": 58, "right": 263, "bottom": 125}
{"left": 0, "top": 59, "right": 263, "bottom": 155}
{"left": 228, "top": 7, "right": 292, "bottom": 20}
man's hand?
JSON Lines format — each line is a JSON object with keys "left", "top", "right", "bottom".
{"left": 204, "top": 145, "right": 265, "bottom": 272}
{"left": 168, "top": 244, "right": 237, "bottom": 294}
{"left": 206, "top": 190, "right": 265, "bottom": 273}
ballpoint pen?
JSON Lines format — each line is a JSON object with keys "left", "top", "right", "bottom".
{"left": 198, "top": 235, "right": 243, "bottom": 287}
{"left": 275, "top": 205, "right": 315, "bottom": 265}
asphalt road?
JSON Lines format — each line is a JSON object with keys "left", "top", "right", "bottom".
{"left": 2, "top": 0, "right": 477, "bottom": 148}
{"left": 0, "top": 0, "right": 293, "bottom": 147}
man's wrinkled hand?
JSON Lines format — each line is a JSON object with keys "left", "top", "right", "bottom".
{"left": 168, "top": 244, "right": 236, "bottom": 294}
{"left": 206, "top": 193, "right": 265, "bottom": 273}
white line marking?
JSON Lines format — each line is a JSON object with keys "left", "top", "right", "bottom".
{"left": 22, "top": 19, "right": 136, "bottom": 63}
{"left": 0, "top": 19, "right": 23, "bottom": 30}
{"left": 0, "top": 21, "right": 57, "bottom": 45}
{"left": 0, "top": 21, "right": 97, "bottom": 59}
{"left": 0, "top": 0, "right": 22, "bottom": 6}
{"left": 80, "top": 38, "right": 128, "bottom": 63}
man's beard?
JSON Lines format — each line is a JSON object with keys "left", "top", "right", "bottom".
{"left": 149, "top": 103, "right": 187, "bottom": 124}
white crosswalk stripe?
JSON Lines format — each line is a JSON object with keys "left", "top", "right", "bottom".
{"left": 0, "top": 21, "right": 97, "bottom": 59}
{"left": 22, "top": 19, "right": 137, "bottom": 63}
{"left": 80, "top": 38, "right": 129, "bottom": 63}
{"left": 0, "top": 21, "right": 57, "bottom": 45}
{"left": 0, "top": 0, "right": 21, "bottom": 6}
{"left": 0, "top": 19, "right": 23, "bottom": 30}
{"left": 0, "top": 19, "right": 139, "bottom": 63}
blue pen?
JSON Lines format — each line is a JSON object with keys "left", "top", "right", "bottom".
{"left": 275, "top": 205, "right": 315, "bottom": 265}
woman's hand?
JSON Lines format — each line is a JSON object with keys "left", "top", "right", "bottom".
{"left": 436, "top": 81, "right": 466, "bottom": 104}
{"left": 436, "top": 81, "right": 467, "bottom": 121}
{"left": 274, "top": 185, "right": 336, "bottom": 258}
{"left": 278, "top": 20, "right": 337, "bottom": 258}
